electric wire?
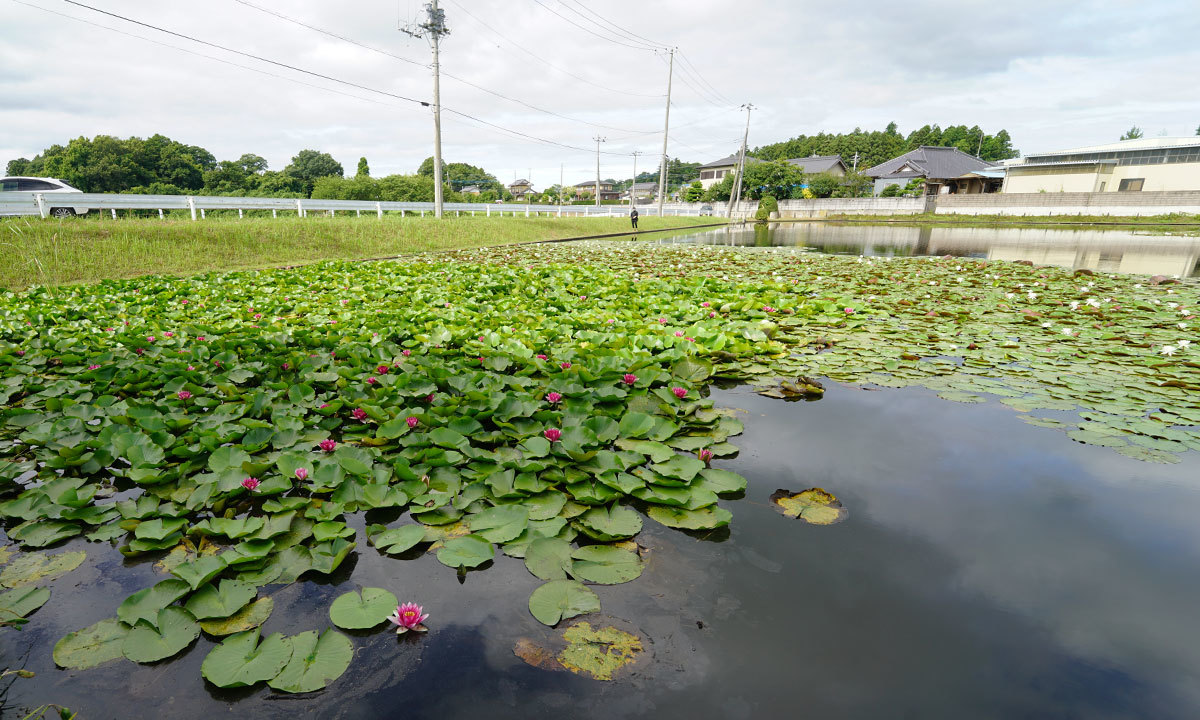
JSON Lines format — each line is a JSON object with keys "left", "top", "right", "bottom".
{"left": 528, "top": 0, "right": 655, "bottom": 51}
{"left": 558, "top": 0, "right": 666, "bottom": 49}
{"left": 43, "top": 0, "right": 642, "bottom": 157}
{"left": 544, "top": 0, "right": 660, "bottom": 51}
{"left": 444, "top": 0, "right": 663, "bottom": 98}
{"left": 235, "top": 0, "right": 658, "bottom": 134}
{"left": 677, "top": 50, "right": 735, "bottom": 106}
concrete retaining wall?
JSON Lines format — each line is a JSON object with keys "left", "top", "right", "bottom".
{"left": 778, "top": 197, "right": 927, "bottom": 218}
{"left": 934, "top": 191, "right": 1200, "bottom": 216}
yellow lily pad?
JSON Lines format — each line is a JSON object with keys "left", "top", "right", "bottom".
{"left": 770, "top": 488, "right": 848, "bottom": 525}
{"left": 199, "top": 596, "right": 274, "bottom": 636}
{"left": 557, "top": 622, "right": 643, "bottom": 681}
{"left": 0, "top": 549, "right": 86, "bottom": 589}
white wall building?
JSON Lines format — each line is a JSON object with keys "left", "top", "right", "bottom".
{"left": 1003, "top": 137, "right": 1200, "bottom": 194}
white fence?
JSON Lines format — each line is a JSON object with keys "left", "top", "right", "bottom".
{"left": 0, "top": 192, "right": 717, "bottom": 220}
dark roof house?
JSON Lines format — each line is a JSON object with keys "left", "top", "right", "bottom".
{"left": 865, "top": 146, "right": 996, "bottom": 195}
{"left": 785, "top": 155, "right": 847, "bottom": 175}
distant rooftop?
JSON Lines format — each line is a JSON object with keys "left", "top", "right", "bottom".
{"left": 1023, "top": 136, "right": 1200, "bottom": 159}
{"left": 785, "top": 155, "right": 845, "bottom": 173}
{"left": 699, "top": 154, "right": 760, "bottom": 169}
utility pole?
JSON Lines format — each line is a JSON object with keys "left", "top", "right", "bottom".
{"left": 630, "top": 150, "right": 640, "bottom": 206}
{"left": 593, "top": 136, "right": 606, "bottom": 207}
{"left": 403, "top": 1, "right": 449, "bottom": 218}
{"left": 727, "top": 103, "right": 754, "bottom": 219}
{"left": 852, "top": 151, "right": 860, "bottom": 172}
{"left": 656, "top": 48, "right": 675, "bottom": 218}
{"left": 559, "top": 163, "right": 564, "bottom": 206}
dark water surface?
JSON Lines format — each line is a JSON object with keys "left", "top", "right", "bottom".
{"left": 5, "top": 381, "right": 1200, "bottom": 719}
{"left": 657, "top": 222, "right": 1200, "bottom": 277}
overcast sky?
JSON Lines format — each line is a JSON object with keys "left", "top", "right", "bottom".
{"left": 3, "top": 0, "right": 1199, "bottom": 189}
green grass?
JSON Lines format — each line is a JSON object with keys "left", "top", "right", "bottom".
{"left": 0, "top": 214, "right": 722, "bottom": 289}
{"left": 820, "top": 212, "right": 1200, "bottom": 228}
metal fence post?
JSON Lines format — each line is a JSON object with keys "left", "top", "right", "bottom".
{"left": 34, "top": 194, "right": 47, "bottom": 219}
{"left": 376, "top": 202, "right": 382, "bottom": 219}
{"left": 200, "top": 209, "right": 206, "bottom": 220}
{"left": 486, "top": 205, "right": 490, "bottom": 217}
{"left": 158, "top": 209, "right": 164, "bottom": 220}
{"left": 401, "top": 210, "right": 406, "bottom": 218}
{"left": 188, "top": 197, "right": 196, "bottom": 221}
{"left": 111, "top": 209, "right": 117, "bottom": 220}
{"left": 238, "top": 208, "right": 243, "bottom": 219}
{"left": 296, "top": 199, "right": 304, "bottom": 218}
{"left": 272, "top": 209, "right": 277, "bottom": 218}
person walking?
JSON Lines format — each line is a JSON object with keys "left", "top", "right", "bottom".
{"left": 630, "top": 206, "right": 639, "bottom": 230}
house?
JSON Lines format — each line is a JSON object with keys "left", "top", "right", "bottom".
{"left": 623, "top": 182, "right": 658, "bottom": 203}
{"left": 1002, "top": 137, "right": 1200, "bottom": 193}
{"left": 785, "top": 155, "right": 847, "bottom": 177}
{"left": 573, "top": 181, "right": 620, "bottom": 201}
{"left": 460, "top": 185, "right": 482, "bottom": 196}
{"left": 865, "top": 146, "right": 998, "bottom": 196}
{"left": 698, "top": 154, "right": 760, "bottom": 189}
{"left": 952, "top": 168, "right": 1006, "bottom": 194}
{"left": 507, "top": 179, "right": 535, "bottom": 201}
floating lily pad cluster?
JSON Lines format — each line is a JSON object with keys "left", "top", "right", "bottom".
{"left": 445, "top": 242, "right": 1200, "bottom": 463}
{"left": 0, "top": 256, "right": 778, "bottom": 686}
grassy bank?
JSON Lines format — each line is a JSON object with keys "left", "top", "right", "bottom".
{"left": 819, "top": 212, "right": 1200, "bottom": 228}
{"left": 0, "top": 214, "right": 721, "bottom": 289}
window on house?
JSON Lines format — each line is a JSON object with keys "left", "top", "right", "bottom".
{"left": 1118, "top": 178, "right": 1144, "bottom": 192}
{"left": 700, "top": 171, "right": 714, "bottom": 180}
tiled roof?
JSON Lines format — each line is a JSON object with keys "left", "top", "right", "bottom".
{"left": 700, "top": 154, "right": 761, "bottom": 169}
{"left": 785, "top": 155, "right": 845, "bottom": 173}
{"left": 865, "top": 146, "right": 995, "bottom": 180}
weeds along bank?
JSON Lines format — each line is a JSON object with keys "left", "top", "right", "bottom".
{"left": 0, "top": 215, "right": 720, "bottom": 289}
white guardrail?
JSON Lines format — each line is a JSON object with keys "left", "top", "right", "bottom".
{"left": 0, "top": 192, "right": 719, "bottom": 219}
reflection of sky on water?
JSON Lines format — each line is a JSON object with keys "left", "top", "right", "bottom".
{"left": 662, "top": 223, "right": 1200, "bottom": 278}
{"left": 5, "top": 384, "right": 1200, "bottom": 719}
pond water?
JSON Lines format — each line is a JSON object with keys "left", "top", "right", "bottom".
{"left": 5, "top": 380, "right": 1200, "bottom": 719}
{"left": 656, "top": 222, "right": 1200, "bottom": 278}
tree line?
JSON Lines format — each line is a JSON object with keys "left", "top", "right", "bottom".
{"left": 752, "top": 122, "right": 1019, "bottom": 170}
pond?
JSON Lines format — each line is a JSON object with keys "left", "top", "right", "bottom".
{"left": 657, "top": 222, "right": 1200, "bottom": 278}
{"left": 0, "top": 237, "right": 1196, "bottom": 720}
{"left": 5, "top": 381, "right": 1200, "bottom": 719}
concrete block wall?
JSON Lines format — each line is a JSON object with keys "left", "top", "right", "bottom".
{"left": 934, "top": 191, "right": 1200, "bottom": 216}
{"left": 777, "top": 197, "right": 926, "bottom": 217}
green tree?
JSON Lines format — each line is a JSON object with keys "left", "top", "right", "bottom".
{"left": 284, "top": 150, "right": 344, "bottom": 196}
{"left": 805, "top": 172, "right": 841, "bottom": 199}
{"left": 1120, "top": 126, "right": 1144, "bottom": 141}
{"left": 1194, "top": 124, "right": 1199, "bottom": 136}
{"left": 880, "top": 183, "right": 903, "bottom": 198}
{"left": 740, "top": 160, "right": 806, "bottom": 200}
{"left": 683, "top": 181, "right": 704, "bottom": 202}
{"left": 356, "top": 157, "right": 370, "bottom": 177}
{"left": 754, "top": 195, "right": 779, "bottom": 222}
{"left": 702, "top": 174, "right": 735, "bottom": 202}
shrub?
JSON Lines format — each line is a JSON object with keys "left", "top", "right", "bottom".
{"left": 755, "top": 195, "right": 779, "bottom": 222}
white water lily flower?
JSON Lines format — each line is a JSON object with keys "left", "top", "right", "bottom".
{"left": 1180, "top": 323, "right": 1189, "bottom": 329}
{"left": 1161, "top": 345, "right": 1177, "bottom": 356}
{"left": 1167, "top": 302, "right": 1178, "bottom": 309}
{"left": 1182, "top": 308, "right": 1191, "bottom": 315}
{"left": 1062, "top": 328, "right": 1073, "bottom": 336}
{"left": 1086, "top": 298, "right": 1101, "bottom": 307}
{"left": 1042, "top": 322, "right": 1052, "bottom": 328}
{"left": 1069, "top": 301, "right": 1080, "bottom": 310}
{"left": 1179, "top": 340, "right": 1192, "bottom": 348}
{"left": 1027, "top": 292, "right": 1038, "bottom": 299}
{"left": 1006, "top": 293, "right": 1015, "bottom": 299}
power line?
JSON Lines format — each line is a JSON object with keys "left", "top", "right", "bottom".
{"left": 529, "top": 0, "right": 655, "bottom": 51}
{"left": 444, "top": 0, "right": 663, "bottom": 99}
{"left": 46, "top": 0, "right": 640, "bottom": 158}
{"left": 11, "top": 1, "right": 420, "bottom": 115}
{"left": 546, "top": 0, "right": 659, "bottom": 51}
{"left": 236, "top": 0, "right": 658, "bottom": 135}
{"left": 558, "top": 0, "right": 665, "bottom": 49}
{"left": 677, "top": 50, "right": 734, "bottom": 106}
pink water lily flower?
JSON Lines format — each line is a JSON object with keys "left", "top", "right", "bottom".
{"left": 674, "top": 331, "right": 684, "bottom": 337}
{"left": 622, "top": 373, "right": 637, "bottom": 385}
{"left": 406, "top": 416, "right": 419, "bottom": 428}
{"left": 698, "top": 449, "right": 714, "bottom": 466}
{"left": 295, "top": 468, "right": 309, "bottom": 481}
{"left": 546, "top": 392, "right": 562, "bottom": 404}
{"left": 560, "top": 362, "right": 571, "bottom": 370}
{"left": 353, "top": 408, "right": 369, "bottom": 422}
{"left": 241, "top": 477, "right": 260, "bottom": 491}
{"left": 367, "top": 376, "right": 377, "bottom": 385}
{"left": 164, "top": 332, "right": 174, "bottom": 338}
{"left": 376, "top": 365, "right": 389, "bottom": 374}
{"left": 544, "top": 428, "right": 562, "bottom": 442}
{"left": 389, "top": 603, "right": 429, "bottom": 634}
{"left": 701, "top": 302, "right": 711, "bottom": 307}
{"left": 319, "top": 439, "right": 337, "bottom": 453}
{"left": 187, "top": 365, "right": 195, "bottom": 371}
{"left": 536, "top": 354, "right": 548, "bottom": 360}
{"left": 177, "top": 390, "right": 192, "bottom": 400}
{"left": 672, "top": 387, "right": 687, "bottom": 399}
{"left": 147, "top": 336, "right": 156, "bottom": 342}
{"left": 88, "top": 364, "right": 101, "bottom": 370}
{"left": 402, "top": 349, "right": 412, "bottom": 357}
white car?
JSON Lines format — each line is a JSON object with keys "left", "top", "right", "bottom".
{"left": 0, "top": 177, "right": 89, "bottom": 217}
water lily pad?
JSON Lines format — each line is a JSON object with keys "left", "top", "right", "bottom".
{"left": 524, "top": 537, "right": 574, "bottom": 581}
{"left": 646, "top": 505, "right": 732, "bottom": 530}
{"left": 1066, "top": 429, "right": 1128, "bottom": 448}
{"left": 576, "top": 504, "right": 643, "bottom": 542}
{"left": 466, "top": 504, "right": 529, "bottom": 544}
{"left": 9, "top": 521, "right": 81, "bottom": 547}
{"left": 569, "top": 545, "right": 644, "bottom": 585}
{"left": 557, "top": 621, "right": 643, "bottom": 681}
{"left": 367, "top": 524, "right": 426, "bottom": 555}
{"left": 0, "top": 585, "right": 50, "bottom": 621}
{"left": 436, "top": 535, "right": 494, "bottom": 569}
{"left": 54, "top": 617, "right": 129, "bottom": 669}
{"left": 268, "top": 629, "right": 354, "bottom": 693}
{"left": 185, "top": 579, "right": 257, "bottom": 620}
{"left": 528, "top": 580, "right": 600, "bottom": 626}
{"left": 200, "top": 596, "right": 274, "bottom": 636}
{"left": 117, "top": 578, "right": 191, "bottom": 626}
{"left": 171, "top": 555, "right": 229, "bottom": 590}
{"left": 201, "top": 628, "right": 293, "bottom": 688}
{"left": 329, "top": 587, "right": 398, "bottom": 630}
{"left": 770, "top": 488, "right": 847, "bottom": 525}
{"left": 123, "top": 606, "right": 201, "bottom": 663}
{"left": 0, "top": 549, "right": 86, "bottom": 588}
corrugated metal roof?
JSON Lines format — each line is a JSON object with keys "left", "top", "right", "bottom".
{"left": 1008, "top": 160, "right": 1116, "bottom": 169}
{"left": 1024, "top": 136, "right": 1200, "bottom": 158}
{"left": 865, "top": 146, "right": 995, "bottom": 180}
